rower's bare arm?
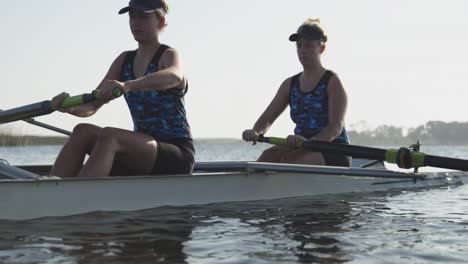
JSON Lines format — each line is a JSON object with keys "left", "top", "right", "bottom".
{"left": 253, "top": 79, "right": 290, "bottom": 134}
{"left": 123, "top": 48, "right": 186, "bottom": 92}
{"left": 313, "top": 75, "right": 348, "bottom": 141}
{"left": 68, "top": 52, "right": 127, "bottom": 117}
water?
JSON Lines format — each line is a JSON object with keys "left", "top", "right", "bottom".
{"left": 0, "top": 141, "right": 468, "bottom": 263}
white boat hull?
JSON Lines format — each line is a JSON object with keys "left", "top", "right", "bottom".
{"left": 0, "top": 162, "right": 465, "bottom": 220}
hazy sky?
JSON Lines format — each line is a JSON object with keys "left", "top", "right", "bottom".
{"left": 1, "top": 0, "right": 468, "bottom": 138}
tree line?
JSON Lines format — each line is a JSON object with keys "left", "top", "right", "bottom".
{"left": 1, "top": 121, "right": 468, "bottom": 146}
{"left": 349, "top": 121, "right": 468, "bottom": 145}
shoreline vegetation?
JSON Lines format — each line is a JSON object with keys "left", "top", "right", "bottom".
{"left": 0, "top": 133, "right": 67, "bottom": 147}
{"left": 1, "top": 121, "right": 467, "bottom": 147}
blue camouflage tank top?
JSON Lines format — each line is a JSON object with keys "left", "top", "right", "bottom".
{"left": 120, "top": 44, "right": 192, "bottom": 140}
{"left": 289, "top": 70, "right": 349, "bottom": 143}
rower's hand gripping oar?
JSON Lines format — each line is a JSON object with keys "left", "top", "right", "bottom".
{"left": 0, "top": 89, "right": 122, "bottom": 124}
{"left": 257, "top": 135, "right": 468, "bottom": 172}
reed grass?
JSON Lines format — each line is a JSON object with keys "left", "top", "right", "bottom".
{"left": 0, "top": 131, "right": 66, "bottom": 146}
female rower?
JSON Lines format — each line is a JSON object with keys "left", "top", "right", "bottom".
{"left": 50, "top": 0, "right": 194, "bottom": 178}
{"left": 242, "top": 18, "right": 350, "bottom": 167}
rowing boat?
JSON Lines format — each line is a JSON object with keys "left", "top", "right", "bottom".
{"left": 0, "top": 160, "right": 466, "bottom": 220}
{"left": 1, "top": 92, "right": 468, "bottom": 220}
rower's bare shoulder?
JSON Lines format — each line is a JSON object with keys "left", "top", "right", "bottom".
{"left": 103, "top": 51, "right": 131, "bottom": 81}
{"left": 160, "top": 48, "right": 182, "bottom": 67}
{"left": 327, "top": 71, "right": 346, "bottom": 93}
{"left": 114, "top": 51, "right": 131, "bottom": 64}
{"left": 277, "top": 76, "right": 293, "bottom": 95}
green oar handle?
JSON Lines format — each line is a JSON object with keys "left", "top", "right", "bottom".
{"left": 60, "top": 88, "right": 122, "bottom": 109}
{"left": 257, "top": 135, "right": 288, "bottom": 145}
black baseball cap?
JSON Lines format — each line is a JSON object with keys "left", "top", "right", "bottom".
{"left": 289, "top": 24, "right": 327, "bottom": 42}
{"left": 118, "top": 0, "right": 164, "bottom": 14}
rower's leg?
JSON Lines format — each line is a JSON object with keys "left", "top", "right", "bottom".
{"left": 77, "top": 127, "right": 158, "bottom": 178}
{"left": 280, "top": 149, "right": 325, "bottom": 165}
{"left": 258, "top": 145, "right": 295, "bottom": 162}
{"left": 51, "top": 123, "right": 101, "bottom": 178}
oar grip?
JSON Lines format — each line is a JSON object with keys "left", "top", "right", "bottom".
{"left": 113, "top": 88, "right": 123, "bottom": 98}
{"left": 257, "top": 135, "right": 288, "bottom": 145}
{"left": 91, "top": 88, "right": 123, "bottom": 100}
{"left": 60, "top": 88, "right": 123, "bottom": 108}
{"left": 61, "top": 94, "right": 92, "bottom": 108}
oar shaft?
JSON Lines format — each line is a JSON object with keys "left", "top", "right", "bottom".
{"left": 0, "top": 90, "right": 117, "bottom": 124}
{"left": 424, "top": 155, "right": 468, "bottom": 171}
{"left": 302, "top": 140, "right": 387, "bottom": 160}
{"left": 0, "top": 101, "right": 53, "bottom": 124}
{"left": 0, "top": 89, "right": 123, "bottom": 136}
{"left": 258, "top": 135, "right": 468, "bottom": 171}
{"left": 260, "top": 136, "right": 387, "bottom": 161}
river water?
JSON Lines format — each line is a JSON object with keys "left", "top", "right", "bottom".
{"left": 0, "top": 141, "right": 467, "bottom": 263}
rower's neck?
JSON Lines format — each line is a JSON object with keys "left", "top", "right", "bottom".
{"left": 137, "top": 40, "right": 161, "bottom": 58}
{"left": 303, "top": 63, "right": 326, "bottom": 77}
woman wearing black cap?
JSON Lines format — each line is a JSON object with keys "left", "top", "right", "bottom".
{"left": 50, "top": 0, "right": 195, "bottom": 178}
{"left": 242, "top": 18, "right": 351, "bottom": 167}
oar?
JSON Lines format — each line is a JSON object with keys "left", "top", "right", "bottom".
{"left": 0, "top": 108, "right": 73, "bottom": 136}
{"left": 0, "top": 89, "right": 121, "bottom": 124}
{"left": 257, "top": 135, "right": 468, "bottom": 172}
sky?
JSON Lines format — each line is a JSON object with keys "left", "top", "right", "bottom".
{"left": 1, "top": 0, "right": 468, "bottom": 138}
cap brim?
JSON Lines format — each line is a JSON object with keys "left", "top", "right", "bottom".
{"left": 289, "top": 33, "right": 300, "bottom": 42}
{"left": 289, "top": 33, "right": 322, "bottom": 42}
{"left": 118, "top": 6, "right": 130, "bottom": 14}
{"left": 118, "top": 6, "right": 157, "bottom": 15}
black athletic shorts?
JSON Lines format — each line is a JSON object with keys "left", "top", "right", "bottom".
{"left": 322, "top": 140, "right": 351, "bottom": 167}
{"left": 152, "top": 138, "right": 195, "bottom": 175}
{"left": 322, "top": 153, "right": 351, "bottom": 167}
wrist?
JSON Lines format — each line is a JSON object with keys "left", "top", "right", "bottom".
{"left": 123, "top": 81, "right": 135, "bottom": 93}
{"left": 253, "top": 129, "right": 262, "bottom": 136}
{"left": 65, "top": 106, "right": 76, "bottom": 115}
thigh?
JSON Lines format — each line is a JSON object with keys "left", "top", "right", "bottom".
{"left": 258, "top": 145, "right": 296, "bottom": 162}
{"left": 281, "top": 149, "right": 325, "bottom": 165}
{"left": 99, "top": 127, "right": 158, "bottom": 175}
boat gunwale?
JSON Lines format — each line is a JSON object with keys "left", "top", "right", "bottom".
{"left": 3, "top": 161, "right": 465, "bottom": 184}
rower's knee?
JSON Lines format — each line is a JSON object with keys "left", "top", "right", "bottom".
{"left": 258, "top": 147, "right": 283, "bottom": 162}
{"left": 71, "top": 123, "right": 101, "bottom": 152}
{"left": 96, "top": 127, "right": 120, "bottom": 149}
{"left": 73, "top": 123, "right": 100, "bottom": 138}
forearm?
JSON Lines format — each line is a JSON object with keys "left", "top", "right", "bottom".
{"left": 252, "top": 114, "right": 274, "bottom": 134}
{"left": 249, "top": 78, "right": 290, "bottom": 135}
{"left": 66, "top": 102, "right": 101, "bottom": 118}
{"left": 124, "top": 68, "right": 183, "bottom": 92}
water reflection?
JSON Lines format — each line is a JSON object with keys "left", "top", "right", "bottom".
{"left": 0, "top": 208, "right": 196, "bottom": 263}
{"left": 185, "top": 195, "right": 354, "bottom": 263}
